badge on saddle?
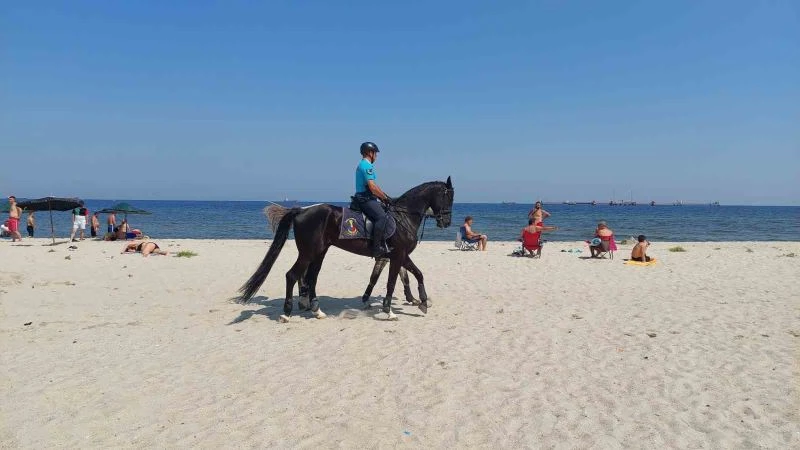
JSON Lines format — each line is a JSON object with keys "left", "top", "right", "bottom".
{"left": 340, "top": 208, "right": 367, "bottom": 239}
{"left": 339, "top": 207, "right": 396, "bottom": 241}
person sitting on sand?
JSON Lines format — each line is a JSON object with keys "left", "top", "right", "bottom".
{"left": 462, "top": 216, "right": 488, "bottom": 251}
{"left": 121, "top": 241, "right": 168, "bottom": 257}
{"left": 631, "top": 234, "right": 652, "bottom": 262}
{"left": 589, "top": 221, "right": 615, "bottom": 258}
{"left": 115, "top": 220, "right": 130, "bottom": 240}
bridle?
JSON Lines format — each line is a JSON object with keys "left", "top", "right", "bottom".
{"left": 431, "top": 187, "right": 454, "bottom": 227}
{"left": 389, "top": 186, "right": 453, "bottom": 241}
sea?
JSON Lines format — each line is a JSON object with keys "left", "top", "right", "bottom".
{"left": 16, "top": 200, "right": 799, "bottom": 243}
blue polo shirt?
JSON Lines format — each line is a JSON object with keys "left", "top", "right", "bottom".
{"left": 355, "top": 158, "right": 376, "bottom": 194}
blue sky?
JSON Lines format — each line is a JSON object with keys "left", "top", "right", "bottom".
{"left": 1, "top": 1, "right": 797, "bottom": 205}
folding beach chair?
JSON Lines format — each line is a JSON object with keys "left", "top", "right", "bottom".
{"left": 521, "top": 229, "right": 544, "bottom": 258}
{"left": 455, "top": 227, "right": 480, "bottom": 251}
{"left": 591, "top": 236, "right": 616, "bottom": 259}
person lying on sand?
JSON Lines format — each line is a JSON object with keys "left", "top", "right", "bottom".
{"left": 121, "top": 241, "right": 168, "bottom": 257}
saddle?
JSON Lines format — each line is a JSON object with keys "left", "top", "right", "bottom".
{"left": 340, "top": 200, "right": 396, "bottom": 241}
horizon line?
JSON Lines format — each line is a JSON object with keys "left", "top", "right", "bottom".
{"left": 67, "top": 198, "right": 799, "bottom": 207}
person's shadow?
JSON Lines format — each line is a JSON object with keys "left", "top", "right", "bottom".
{"left": 227, "top": 294, "right": 425, "bottom": 324}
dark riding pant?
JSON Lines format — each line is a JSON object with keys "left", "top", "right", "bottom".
{"left": 353, "top": 196, "right": 389, "bottom": 253}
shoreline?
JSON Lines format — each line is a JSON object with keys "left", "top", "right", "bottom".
{"left": 2, "top": 240, "right": 798, "bottom": 447}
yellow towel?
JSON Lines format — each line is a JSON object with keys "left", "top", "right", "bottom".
{"left": 625, "top": 258, "right": 657, "bottom": 266}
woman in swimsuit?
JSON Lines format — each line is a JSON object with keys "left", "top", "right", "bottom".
{"left": 121, "top": 241, "right": 168, "bottom": 257}
{"left": 528, "top": 201, "right": 550, "bottom": 224}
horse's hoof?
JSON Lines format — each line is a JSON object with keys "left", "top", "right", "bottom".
{"left": 376, "top": 311, "right": 398, "bottom": 321}
{"left": 407, "top": 298, "right": 421, "bottom": 306}
{"left": 314, "top": 310, "right": 327, "bottom": 319}
{"left": 279, "top": 315, "right": 290, "bottom": 323}
{"left": 418, "top": 302, "right": 428, "bottom": 314}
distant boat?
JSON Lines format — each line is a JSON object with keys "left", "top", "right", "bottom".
{"left": 650, "top": 201, "right": 656, "bottom": 206}
{"left": 501, "top": 201, "right": 517, "bottom": 205}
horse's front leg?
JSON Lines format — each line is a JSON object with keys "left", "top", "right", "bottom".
{"left": 381, "top": 258, "right": 401, "bottom": 320}
{"left": 362, "top": 258, "right": 388, "bottom": 307}
{"left": 399, "top": 266, "right": 418, "bottom": 305}
{"left": 403, "top": 257, "right": 428, "bottom": 313}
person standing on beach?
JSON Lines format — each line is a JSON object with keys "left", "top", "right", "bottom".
{"left": 528, "top": 201, "right": 550, "bottom": 224}
{"left": 107, "top": 212, "right": 116, "bottom": 234}
{"left": 26, "top": 211, "right": 35, "bottom": 237}
{"left": 352, "top": 141, "right": 392, "bottom": 258}
{"left": 90, "top": 212, "right": 100, "bottom": 238}
{"left": 69, "top": 201, "right": 88, "bottom": 242}
{"left": 7, "top": 196, "right": 23, "bottom": 242}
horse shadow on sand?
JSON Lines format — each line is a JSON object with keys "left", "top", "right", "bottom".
{"left": 227, "top": 295, "right": 425, "bottom": 324}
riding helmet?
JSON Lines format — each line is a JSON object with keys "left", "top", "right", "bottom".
{"left": 360, "top": 142, "right": 380, "bottom": 156}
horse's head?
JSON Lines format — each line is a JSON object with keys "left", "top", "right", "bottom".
{"left": 429, "top": 176, "right": 454, "bottom": 228}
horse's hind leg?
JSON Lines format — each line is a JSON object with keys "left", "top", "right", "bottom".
{"left": 303, "top": 249, "right": 329, "bottom": 319}
{"left": 298, "top": 268, "right": 311, "bottom": 310}
{"left": 381, "top": 258, "right": 401, "bottom": 320}
{"left": 362, "top": 258, "right": 388, "bottom": 306}
{"left": 281, "top": 258, "right": 310, "bottom": 322}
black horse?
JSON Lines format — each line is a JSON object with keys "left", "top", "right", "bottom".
{"left": 238, "top": 177, "right": 454, "bottom": 321}
{"left": 261, "top": 210, "right": 417, "bottom": 310}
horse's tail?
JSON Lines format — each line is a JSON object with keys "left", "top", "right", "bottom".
{"left": 238, "top": 207, "right": 302, "bottom": 303}
{"left": 264, "top": 204, "right": 289, "bottom": 233}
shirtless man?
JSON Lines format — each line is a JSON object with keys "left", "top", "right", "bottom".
{"left": 631, "top": 235, "right": 652, "bottom": 262}
{"left": 462, "top": 216, "right": 488, "bottom": 251}
{"left": 7, "top": 196, "right": 23, "bottom": 242}
{"left": 528, "top": 201, "right": 550, "bottom": 224}
{"left": 107, "top": 212, "right": 117, "bottom": 234}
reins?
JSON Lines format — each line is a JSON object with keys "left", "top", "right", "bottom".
{"left": 387, "top": 186, "right": 452, "bottom": 243}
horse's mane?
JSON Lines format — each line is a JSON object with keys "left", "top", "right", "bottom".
{"left": 395, "top": 181, "right": 447, "bottom": 203}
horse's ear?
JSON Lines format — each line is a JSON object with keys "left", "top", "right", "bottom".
{"left": 446, "top": 176, "right": 452, "bottom": 189}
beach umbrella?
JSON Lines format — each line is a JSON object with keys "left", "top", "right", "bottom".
{"left": 16, "top": 197, "right": 84, "bottom": 244}
{"left": 96, "top": 202, "right": 151, "bottom": 221}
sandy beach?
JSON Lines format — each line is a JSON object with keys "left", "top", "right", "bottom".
{"left": 1, "top": 238, "right": 798, "bottom": 448}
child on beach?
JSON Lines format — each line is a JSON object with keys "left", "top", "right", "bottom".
{"left": 631, "top": 235, "right": 652, "bottom": 262}
{"left": 26, "top": 211, "right": 35, "bottom": 237}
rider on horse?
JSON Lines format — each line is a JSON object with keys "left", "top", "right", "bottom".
{"left": 352, "top": 141, "right": 392, "bottom": 258}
